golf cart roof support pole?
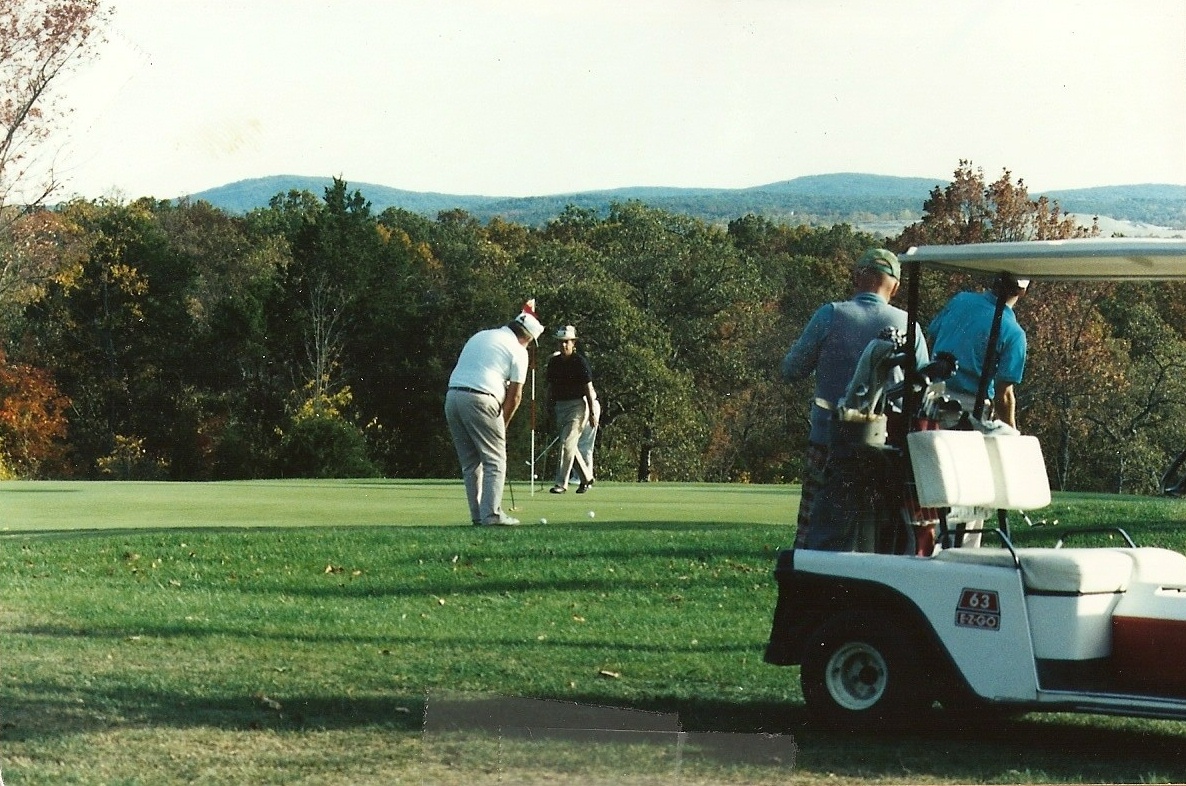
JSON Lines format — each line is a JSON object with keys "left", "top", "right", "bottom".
{"left": 903, "top": 259, "right": 922, "bottom": 425}
{"left": 972, "top": 272, "right": 1010, "bottom": 421}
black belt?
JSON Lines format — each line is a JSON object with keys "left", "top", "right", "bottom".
{"left": 449, "top": 386, "right": 493, "bottom": 397}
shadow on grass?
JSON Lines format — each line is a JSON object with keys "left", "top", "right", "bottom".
{"left": 570, "top": 695, "right": 1186, "bottom": 781}
{"left": 5, "top": 681, "right": 1185, "bottom": 782}
{"left": 0, "top": 487, "right": 81, "bottom": 493}
{"left": 0, "top": 520, "right": 791, "bottom": 539}
{"left": 10, "top": 622, "right": 756, "bottom": 657}
{"left": 0, "top": 680, "right": 427, "bottom": 740}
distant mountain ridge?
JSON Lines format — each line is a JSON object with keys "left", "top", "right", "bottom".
{"left": 185, "top": 174, "right": 1186, "bottom": 232}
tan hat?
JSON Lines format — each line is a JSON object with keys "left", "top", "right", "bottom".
{"left": 554, "top": 325, "right": 577, "bottom": 341}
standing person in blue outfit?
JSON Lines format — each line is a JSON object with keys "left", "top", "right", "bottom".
{"left": 546, "top": 325, "right": 597, "bottom": 494}
{"left": 780, "top": 248, "right": 929, "bottom": 548}
{"left": 927, "top": 275, "right": 1029, "bottom": 429}
{"left": 445, "top": 302, "right": 545, "bottom": 526}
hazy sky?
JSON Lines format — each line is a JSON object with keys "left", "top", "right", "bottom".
{"left": 53, "top": 0, "right": 1186, "bottom": 201}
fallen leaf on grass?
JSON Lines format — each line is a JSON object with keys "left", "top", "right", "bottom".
{"left": 254, "top": 692, "right": 282, "bottom": 711}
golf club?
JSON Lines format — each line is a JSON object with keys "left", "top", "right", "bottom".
{"left": 525, "top": 435, "right": 561, "bottom": 493}
{"left": 532, "top": 435, "right": 560, "bottom": 467}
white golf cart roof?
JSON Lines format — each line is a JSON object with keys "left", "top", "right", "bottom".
{"left": 903, "top": 238, "right": 1186, "bottom": 281}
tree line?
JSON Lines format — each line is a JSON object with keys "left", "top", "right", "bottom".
{"left": 0, "top": 162, "right": 1184, "bottom": 494}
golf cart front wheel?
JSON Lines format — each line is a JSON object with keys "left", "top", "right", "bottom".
{"left": 800, "top": 611, "right": 929, "bottom": 729}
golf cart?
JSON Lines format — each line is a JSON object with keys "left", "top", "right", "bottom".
{"left": 765, "top": 237, "right": 1186, "bottom": 729}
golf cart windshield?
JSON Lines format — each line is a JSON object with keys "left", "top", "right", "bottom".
{"left": 902, "top": 238, "right": 1186, "bottom": 280}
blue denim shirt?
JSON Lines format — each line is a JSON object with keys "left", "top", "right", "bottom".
{"left": 782, "top": 292, "right": 928, "bottom": 445}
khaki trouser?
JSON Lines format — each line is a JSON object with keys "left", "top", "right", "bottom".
{"left": 553, "top": 398, "right": 592, "bottom": 487}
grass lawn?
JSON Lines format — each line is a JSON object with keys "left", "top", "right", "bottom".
{"left": 1, "top": 479, "right": 1185, "bottom": 784}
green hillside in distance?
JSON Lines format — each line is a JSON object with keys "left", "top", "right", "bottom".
{"left": 745, "top": 172, "right": 943, "bottom": 197}
{"left": 185, "top": 174, "right": 1186, "bottom": 231}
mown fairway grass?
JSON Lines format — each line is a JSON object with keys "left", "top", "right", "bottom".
{"left": 1, "top": 480, "right": 1186, "bottom": 784}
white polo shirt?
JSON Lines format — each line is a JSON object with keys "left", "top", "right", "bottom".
{"left": 447, "top": 326, "right": 529, "bottom": 404}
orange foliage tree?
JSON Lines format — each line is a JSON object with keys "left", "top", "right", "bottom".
{"left": 0, "top": 347, "right": 69, "bottom": 477}
{"left": 893, "top": 161, "right": 1119, "bottom": 490}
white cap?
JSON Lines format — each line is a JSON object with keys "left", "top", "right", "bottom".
{"left": 513, "top": 299, "right": 544, "bottom": 340}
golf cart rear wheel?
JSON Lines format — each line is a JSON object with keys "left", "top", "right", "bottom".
{"left": 800, "top": 610, "right": 929, "bottom": 729}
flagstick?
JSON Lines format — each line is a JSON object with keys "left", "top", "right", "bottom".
{"left": 530, "top": 340, "right": 536, "bottom": 495}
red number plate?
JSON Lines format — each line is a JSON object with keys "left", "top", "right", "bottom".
{"left": 955, "top": 588, "right": 1001, "bottom": 630}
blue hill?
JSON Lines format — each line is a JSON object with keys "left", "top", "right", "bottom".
{"left": 184, "top": 174, "right": 1185, "bottom": 230}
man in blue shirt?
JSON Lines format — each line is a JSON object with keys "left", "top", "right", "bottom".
{"left": 781, "top": 249, "right": 929, "bottom": 548}
{"left": 927, "top": 275, "right": 1028, "bottom": 429}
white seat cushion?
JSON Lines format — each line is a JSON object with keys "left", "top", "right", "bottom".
{"left": 985, "top": 435, "right": 1052, "bottom": 509}
{"left": 908, "top": 430, "right": 996, "bottom": 508}
{"left": 934, "top": 547, "right": 1133, "bottom": 594}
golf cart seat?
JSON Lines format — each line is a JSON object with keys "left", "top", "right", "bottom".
{"left": 907, "top": 429, "right": 1052, "bottom": 511}
{"left": 933, "top": 547, "right": 1134, "bottom": 594}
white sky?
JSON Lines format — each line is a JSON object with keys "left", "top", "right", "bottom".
{"left": 51, "top": 0, "right": 1186, "bottom": 201}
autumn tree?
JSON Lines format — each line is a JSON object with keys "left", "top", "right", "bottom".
{"left": 1080, "top": 292, "right": 1186, "bottom": 493}
{"left": 153, "top": 198, "right": 290, "bottom": 478}
{"left": 362, "top": 205, "right": 549, "bottom": 478}
{"left": 1, "top": 0, "right": 107, "bottom": 230}
{"left": 0, "top": 345, "right": 68, "bottom": 476}
{"left": 892, "top": 161, "right": 1141, "bottom": 491}
{"left": 0, "top": 1, "right": 106, "bottom": 474}
{"left": 897, "top": 160, "right": 1097, "bottom": 248}
{"left": 0, "top": 206, "right": 88, "bottom": 325}
{"left": 1020, "top": 285, "right": 1124, "bottom": 489}
{"left": 17, "top": 199, "right": 200, "bottom": 477}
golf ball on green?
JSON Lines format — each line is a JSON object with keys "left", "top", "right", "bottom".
{"left": 587, "top": 510, "right": 596, "bottom": 519}
{"left": 539, "top": 517, "right": 548, "bottom": 525}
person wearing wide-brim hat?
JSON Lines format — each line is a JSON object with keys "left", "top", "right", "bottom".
{"left": 546, "top": 324, "right": 597, "bottom": 493}
{"left": 445, "top": 302, "right": 545, "bottom": 526}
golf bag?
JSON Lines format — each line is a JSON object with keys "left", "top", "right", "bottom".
{"left": 801, "top": 328, "right": 959, "bottom": 555}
